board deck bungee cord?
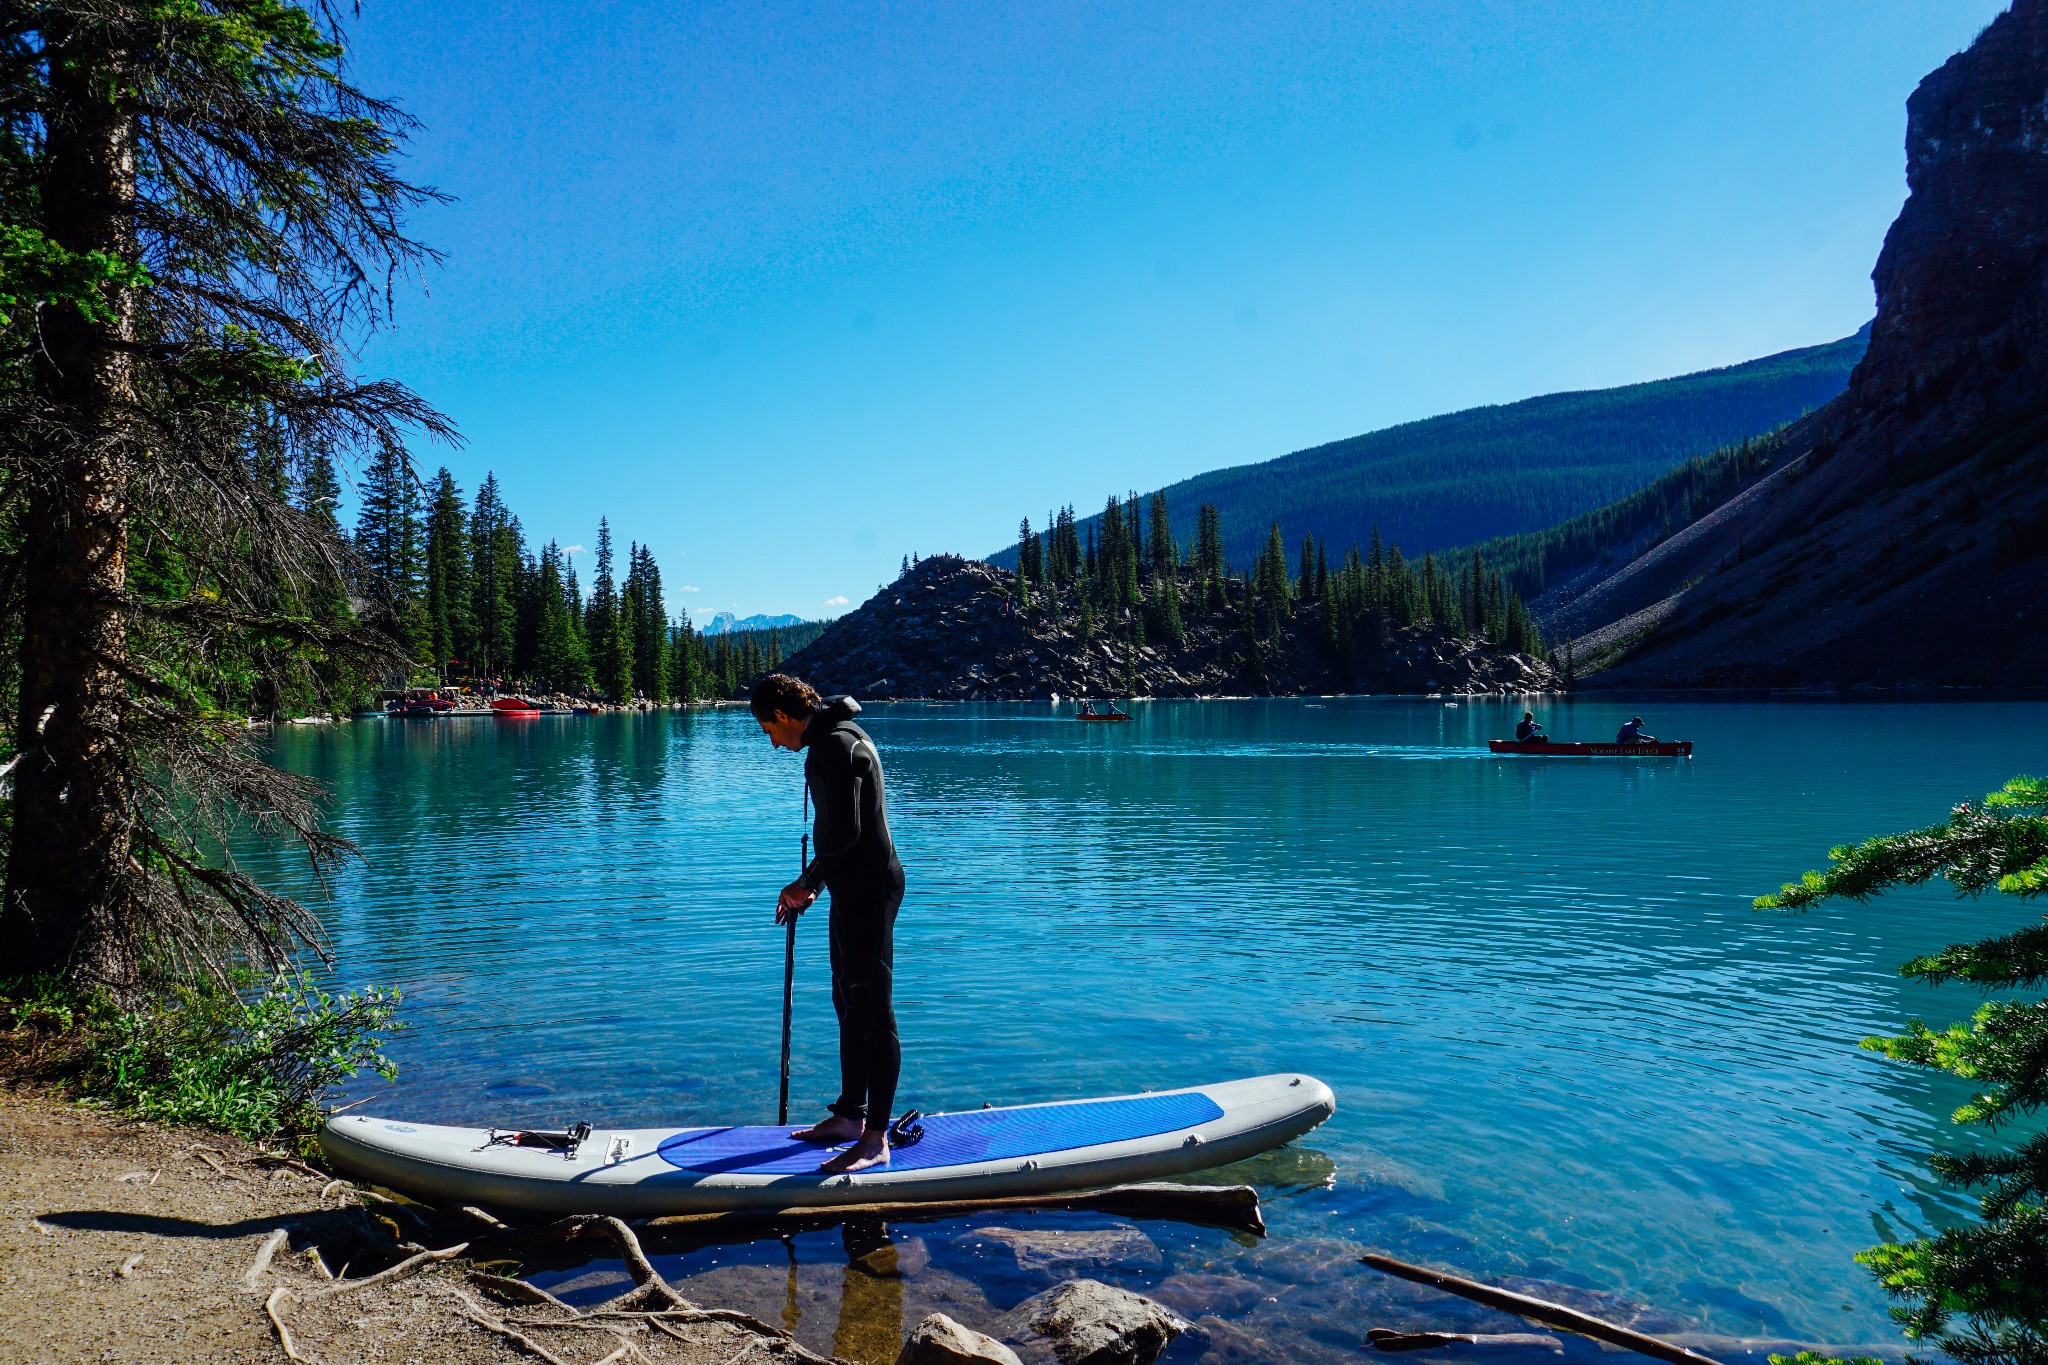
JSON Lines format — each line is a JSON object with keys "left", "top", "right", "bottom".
{"left": 319, "top": 1073, "right": 1335, "bottom": 1216}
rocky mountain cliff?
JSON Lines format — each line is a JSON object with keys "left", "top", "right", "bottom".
{"left": 1561, "top": 1, "right": 2048, "bottom": 687}
{"left": 780, "top": 556, "right": 1558, "bottom": 700}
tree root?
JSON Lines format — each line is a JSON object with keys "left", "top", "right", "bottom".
{"left": 572, "top": 1216, "right": 689, "bottom": 1312}
{"left": 188, "top": 1146, "right": 246, "bottom": 1181}
{"left": 264, "top": 1287, "right": 311, "bottom": 1363}
{"left": 311, "top": 1242, "right": 468, "bottom": 1298}
{"left": 579, "top": 1309, "right": 841, "bottom": 1364}
{"left": 437, "top": 1286, "right": 575, "bottom": 1365}
{"left": 251, "top": 1153, "right": 329, "bottom": 1181}
{"left": 469, "top": 1270, "right": 574, "bottom": 1310}
{"left": 243, "top": 1228, "right": 290, "bottom": 1289}
{"left": 317, "top": 1179, "right": 345, "bottom": 1204}
{"left": 458, "top": 1203, "right": 510, "bottom": 1232}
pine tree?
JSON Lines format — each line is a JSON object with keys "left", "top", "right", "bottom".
{"left": 1195, "top": 503, "right": 1227, "bottom": 613}
{"left": 1097, "top": 497, "right": 1124, "bottom": 604}
{"left": 466, "top": 475, "right": 514, "bottom": 678}
{"left": 1759, "top": 780, "right": 2048, "bottom": 1365}
{"left": 423, "top": 469, "right": 472, "bottom": 676}
{"left": 1148, "top": 493, "right": 1176, "bottom": 576}
{"left": 1017, "top": 517, "right": 1036, "bottom": 607}
{"left": 0, "top": 0, "right": 452, "bottom": 988}
{"left": 1054, "top": 506, "right": 1081, "bottom": 585}
{"left": 298, "top": 451, "right": 341, "bottom": 534}
{"left": 1125, "top": 492, "right": 1145, "bottom": 581}
{"left": 353, "top": 443, "right": 427, "bottom": 661}
{"left": 507, "top": 516, "right": 539, "bottom": 678}
{"left": 610, "top": 564, "right": 636, "bottom": 704}
{"left": 625, "top": 542, "right": 671, "bottom": 702}
{"left": 587, "top": 520, "right": 625, "bottom": 701}
{"left": 533, "top": 541, "right": 588, "bottom": 691}
{"left": 1253, "top": 524, "right": 1291, "bottom": 636}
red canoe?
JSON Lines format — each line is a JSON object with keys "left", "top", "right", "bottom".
{"left": 1076, "top": 712, "right": 1132, "bottom": 723}
{"left": 490, "top": 697, "right": 542, "bottom": 714}
{"left": 1489, "top": 739, "right": 1692, "bottom": 757}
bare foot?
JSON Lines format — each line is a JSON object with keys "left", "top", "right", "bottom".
{"left": 791, "top": 1114, "right": 864, "bottom": 1144}
{"left": 818, "top": 1130, "right": 890, "bottom": 1173}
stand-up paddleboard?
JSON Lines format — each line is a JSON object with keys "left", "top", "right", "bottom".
{"left": 320, "top": 1073, "right": 1334, "bottom": 1217}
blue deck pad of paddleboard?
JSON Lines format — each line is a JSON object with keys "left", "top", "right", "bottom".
{"left": 655, "top": 1092, "right": 1226, "bottom": 1175}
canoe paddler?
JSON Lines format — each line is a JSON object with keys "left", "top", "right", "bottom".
{"left": 1515, "top": 711, "right": 1546, "bottom": 742}
{"left": 752, "top": 673, "right": 906, "bottom": 1173}
{"left": 1616, "top": 715, "right": 1657, "bottom": 745}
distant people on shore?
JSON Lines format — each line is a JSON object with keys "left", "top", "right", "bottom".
{"left": 1515, "top": 711, "right": 1547, "bottom": 742}
{"left": 1616, "top": 716, "right": 1657, "bottom": 745}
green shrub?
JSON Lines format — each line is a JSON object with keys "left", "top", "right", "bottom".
{"left": 3, "top": 970, "right": 402, "bottom": 1144}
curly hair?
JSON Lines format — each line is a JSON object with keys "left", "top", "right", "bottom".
{"left": 749, "top": 673, "right": 822, "bottom": 722}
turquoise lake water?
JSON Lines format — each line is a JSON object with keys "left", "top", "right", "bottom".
{"left": 257, "top": 698, "right": 2048, "bottom": 1364}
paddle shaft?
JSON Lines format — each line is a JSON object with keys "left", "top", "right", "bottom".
{"left": 778, "top": 784, "right": 807, "bottom": 1126}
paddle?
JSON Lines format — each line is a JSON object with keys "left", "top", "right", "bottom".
{"left": 778, "top": 783, "right": 807, "bottom": 1126}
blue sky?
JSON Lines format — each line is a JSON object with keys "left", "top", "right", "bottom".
{"left": 345, "top": 0, "right": 2005, "bottom": 622}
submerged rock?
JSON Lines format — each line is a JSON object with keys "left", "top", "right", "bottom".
{"left": 1146, "top": 1272, "right": 1269, "bottom": 1318}
{"left": 958, "top": 1225, "right": 1163, "bottom": 1275}
{"left": 899, "top": 1312, "right": 1025, "bottom": 1365}
{"left": 994, "top": 1278, "right": 1190, "bottom": 1365}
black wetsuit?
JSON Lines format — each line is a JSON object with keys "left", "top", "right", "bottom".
{"left": 798, "top": 696, "right": 904, "bottom": 1131}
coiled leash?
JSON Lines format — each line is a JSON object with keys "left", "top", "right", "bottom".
{"left": 484, "top": 1121, "right": 593, "bottom": 1157}
{"left": 888, "top": 1109, "right": 925, "bottom": 1150}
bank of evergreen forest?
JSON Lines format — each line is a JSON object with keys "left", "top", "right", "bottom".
{"left": 349, "top": 454, "right": 796, "bottom": 705}
{"left": 1005, "top": 491, "right": 1546, "bottom": 664}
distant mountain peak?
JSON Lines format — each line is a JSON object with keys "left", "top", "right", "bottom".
{"left": 702, "top": 611, "right": 807, "bottom": 637}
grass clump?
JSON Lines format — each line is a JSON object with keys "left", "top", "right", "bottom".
{"left": 2, "top": 970, "right": 402, "bottom": 1147}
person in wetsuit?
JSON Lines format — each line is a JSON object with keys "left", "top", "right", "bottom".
{"left": 751, "top": 673, "right": 905, "bottom": 1173}
{"left": 1515, "top": 711, "right": 1546, "bottom": 742}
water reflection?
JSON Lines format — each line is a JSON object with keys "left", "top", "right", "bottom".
{"left": 836, "top": 1222, "right": 906, "bottom": 1363}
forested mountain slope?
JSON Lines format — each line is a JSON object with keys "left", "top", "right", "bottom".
{"left": 1551, "top": 0, "right": 2048, "bottom": 688}
{"left": 993, "top": 328, "right": 1865, "bottom": 572}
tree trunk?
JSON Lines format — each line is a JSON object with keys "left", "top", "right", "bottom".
{"left": 1, "top": 23, "right": 143, "bottom": 989}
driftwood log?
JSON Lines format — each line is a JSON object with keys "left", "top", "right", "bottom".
{"left": 1359, "top": 1253, "right": 1724, "bottom": 1365}
{"left": 1369, "top": 1327, "right": 1566, "bottom": 1352}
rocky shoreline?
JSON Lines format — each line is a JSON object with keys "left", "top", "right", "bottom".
{"left": 782, "top": 557, "right": 1560, "bottom": 702}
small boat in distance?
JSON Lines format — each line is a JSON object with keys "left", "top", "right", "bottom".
{"left": 1076, "top": 701, "right": 1132, "bottom": 722}
{"left": 489, "top": 697, "right": 542, "bottom": 715}
{"left": 1489, "top": 739, "right": 1693, "bottom": 757}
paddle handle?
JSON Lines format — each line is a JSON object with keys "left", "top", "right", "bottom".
{"left": 778, "top": 786, "right": 808, "bottom": 1127}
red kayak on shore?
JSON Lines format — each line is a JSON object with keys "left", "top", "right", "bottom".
{"left": 490, "top": 697, "right": 542, "bottom": 715}
{"left": 1489, "top": 739, "right": 1693, "bottom": 757}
